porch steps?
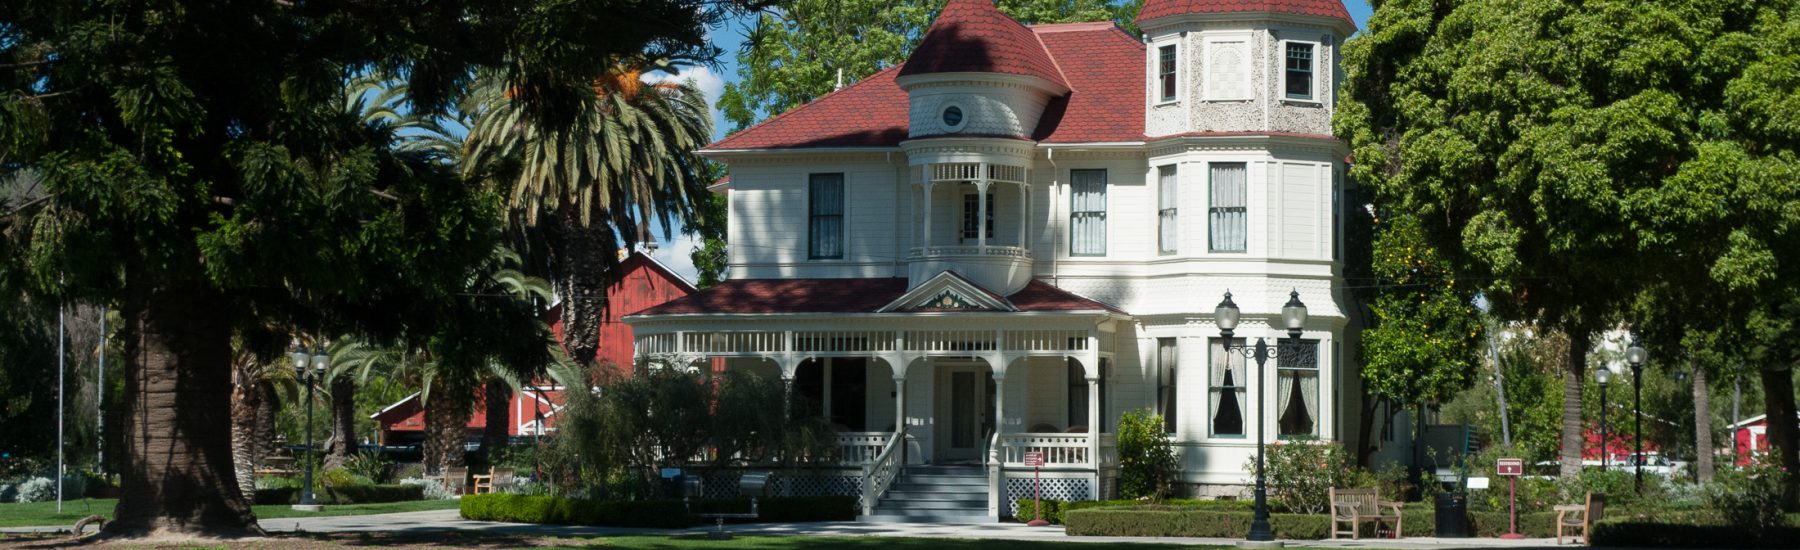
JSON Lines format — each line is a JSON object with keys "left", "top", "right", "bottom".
{"left": 860, "top": 465, "right": 997, "bottom": 524}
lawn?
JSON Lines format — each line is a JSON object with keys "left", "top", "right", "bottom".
{"left": 0, "top": 532, "right": 1241, "bottom": 549}
{"left": 0, "top": 498, "right": 461, "bottom": 528}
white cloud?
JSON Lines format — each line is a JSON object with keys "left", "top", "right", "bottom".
{"left": 648, "top": 230, "right": 703, "bottom": 286}
{"left": 644, "top": 65, "right": 730, "bottom": 140}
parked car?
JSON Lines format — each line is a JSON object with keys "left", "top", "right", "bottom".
{"left": 1620, "top": 452, "right": 1678, "bottom": 476}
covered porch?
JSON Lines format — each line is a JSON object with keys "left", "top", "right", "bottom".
{"left": 623, "top": 274, "right": 1131, "bottom": 518}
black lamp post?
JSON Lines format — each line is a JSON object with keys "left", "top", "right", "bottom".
{"left": 1215, "top": 289, "right": 1308, "bottom": 543}
{"left": 1595, "top": 366, "right": 1612, "bottom": 472}
{"left": 290, "top": 342, "right": 329, "bottom": 507}
{"left": 1625, "top": 340, "right": 1648, "bottom": 492}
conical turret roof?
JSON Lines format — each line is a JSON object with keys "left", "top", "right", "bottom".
{"left": 898, "top": 0, "right": 1068, "bottom": 89}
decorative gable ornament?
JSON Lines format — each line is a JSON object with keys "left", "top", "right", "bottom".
{"left": 879, "top": 270, "right": 1017, "bottom": 313}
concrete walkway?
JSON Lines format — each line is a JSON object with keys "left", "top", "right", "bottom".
{"left": 6, "top": 509, "right": 1569, "bottom": 549}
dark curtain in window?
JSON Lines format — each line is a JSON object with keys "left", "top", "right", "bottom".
{"left": 809, "top": 174, "right": 844, "bottom": 258}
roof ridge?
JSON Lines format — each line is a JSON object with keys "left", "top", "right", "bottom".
{"left": 1028, "top": 21, "right": 1116, "bottom": 32}
{"left": 708, "top": 65, "right": 904, "bottom": 150}
{"left": 1032, "top": 27, "right": 1071, "bottom": 92}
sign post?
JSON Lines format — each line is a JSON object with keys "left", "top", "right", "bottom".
{"left": 1024, "top": 451, "right": 1048, "bottom": 526}
{"left": 1496, "top": 458, "right": 1524, "bottom": 540}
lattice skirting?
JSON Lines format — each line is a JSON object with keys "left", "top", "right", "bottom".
{"left": 1004, "top": 475, "right": 1093, "bottom": 518}
{"left": 694, "top": 470, "right": 862, "bottom": 501}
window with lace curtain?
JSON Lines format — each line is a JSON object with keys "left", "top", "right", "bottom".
{"left": 808, "top": 173, "right": 844, "bottom": 259}
{"left": 1070, "top": 169, "right": 1107, "bottom": 256}
{"left": 1209, "top": 337, "right": 1246, "bottom": 437}
{"left": 1277, "top": 338, "right": 1320, "bottom": 438}
{"left": 1158, "top": 165, "right": 1178, "bottom": 255}
{"left": 1156, "top": 338, "right": 1178, "bottom": 433}
{"left": 1209, "top": 163, "right": 1246, "bottom": 252}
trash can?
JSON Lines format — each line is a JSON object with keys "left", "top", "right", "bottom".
{"left": 1434, "top": 491, "right": 1469, "bottom": 538}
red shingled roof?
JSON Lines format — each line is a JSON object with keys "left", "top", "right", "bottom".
{"left": 1137, "top": 0, "right": 1355, "bottom": 27}
{"left": 1031, "top": 22, "right": 1145, "bottom": 144}
{"left": 627, "top": 278, "right": 1124, "bottom": 316}
{"left": 705, "top": 21, "right": 1143, "bottom": 151}
{"left": 899, "top": 0, "right": 1068, "bottom": 88}
{"left": 705, "top": 67, "right": 911, "bottom": 150}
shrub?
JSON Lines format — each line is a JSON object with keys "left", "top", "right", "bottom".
{"left": 344, "top": 451, "right": 394, "bottom": 484}
{"left": 1248, "top": 437, "right": 1370, "bottom": 514}
{"left": 254, "top": 487, "right": 299, "bottom": 505}
{"left": 325, "top": 484, "right": 425, "bottom": 504}
{"left": 392, "top": 463, "right": 426, "bottom": 481}
{"left": 1706, "top": 454, "right": 1787, "bottom": 533}
{"left": 1116, "top": 409, "right": 1179, "bottom": 500}
{"left": 14, "top": 475, "right": 84, "bottom": 503}
{"left": 1592, "top": 519, "right": 1800, "bottom": 548}
{"left": 0, "top": 482, "right": 16, "bottom": 503}
{"left": 1012, "top": 498, "right": 1251, "bottom": 525}
{"left": 1063, "top": 503, "right": 1557, "bottom": 539}
{"left": 400, "top": 477, "right": 457, "bottom": 500}
{"left": 319, "top": 467, "right": 373, "bottom": 489}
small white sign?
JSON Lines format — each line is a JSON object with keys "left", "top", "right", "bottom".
{"left": 1468, "top": 477, "right": 1491, "bottom": 489}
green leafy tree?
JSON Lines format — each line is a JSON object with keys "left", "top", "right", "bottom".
{"left": 0, "top": 0, "right": 759, "bottom": 534}
{"left": 1351, "top": 212, "right": 1485, "bottom": 465}
{"left": 1339, "top": 0, "right": 1800, "bottom": 483}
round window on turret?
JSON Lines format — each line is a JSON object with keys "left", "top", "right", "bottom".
{"left": 941, "top": 104, "right": 966, "bottom": 132}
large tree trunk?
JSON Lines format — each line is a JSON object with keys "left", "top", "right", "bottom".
{"left": 108, "top": 284, "right": 257, "bottom": 536}
{"left": 1692, "top": 355, "right": 1713, "bottom": 482}
{"left": 482, "top": 378, "right": 511, "bottom": 463}
{"left": 555, "top": 211, "right": 617, "bottom": 368}
{"left": 1761, "top": 367, "right": 1799, "bottom": 508}
{"left": 422, "top": 379, "right": 469, "bottom": 475}
{"left": 1561, "top": 330, "right": 1591, "bottom": 481}
{"left": 323, "top": 375, "right": 357, "bottom": 470}
{"left": 229, "top": 358, "right": 262, "bottom": 506}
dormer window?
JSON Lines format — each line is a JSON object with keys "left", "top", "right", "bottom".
{"left": 1283, "top": 42, "right": 1317, "bottom": 101}
{"left": 1157, "top": 44, "right": 1178, "bottom": 103}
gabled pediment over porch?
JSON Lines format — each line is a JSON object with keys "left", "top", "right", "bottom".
{"left": 878, "top": 270, "right": 1015, "bottom": 313}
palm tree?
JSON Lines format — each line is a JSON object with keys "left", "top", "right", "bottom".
{"left": 228, "top": 340, "right": 298, "bottom": 505}
{"left": 464, "top": 58, "right": 714, "bottom": 366}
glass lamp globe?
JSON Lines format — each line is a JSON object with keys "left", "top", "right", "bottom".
{"left": 1215, "top": 291, "right": 1240, "bottom": 332}
{"left": 1281, "top": 290, "right": 1308, "bottom": 337}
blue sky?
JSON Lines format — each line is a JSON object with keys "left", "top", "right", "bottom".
{"left": 645, "top": 1, "right": 1377, "bottom": 282}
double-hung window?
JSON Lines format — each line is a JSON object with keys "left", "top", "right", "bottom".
{"left": 1158, "top": 165, "right": 1178, "bottom": 255}
{"left": 1277, "top": 339, "right": 1321, "bottom": 438}
{"left": 1070, "top": 169, "right": 1107, "bottom": 256}
{"left": 808, "top": 173, "right": 845, "bottom": 259}
{"left": 1284, "top": 42, "right": 1316, "bottom": 101}
{"left": 1157, "top": 44, "right": 1178, "bottom": 103}
{"left": 961, "top": 192, "right": 994, "bottom": 242}
{"left": 1209, "top": 163, "right": 1247, "bottom": 252}
{"left": 1157, "top": 338, "right": 1178, "bottom": 433}
{"left": 1209, "top": 338, "right": 1246, "bottom": 437}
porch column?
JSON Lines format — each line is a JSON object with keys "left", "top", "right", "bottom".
{"left": 1088, "top": 374, "right": 1101, "bottom": 466}
{"left": 976, "top": 178, "right": 991, "bottom": 252}
{"left": 921, "top": 182, "right": 934, "bottom": 249}
{"left": 989, "top": 372, "right": 1006, "bottom": 520}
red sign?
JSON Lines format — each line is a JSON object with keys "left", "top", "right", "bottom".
{"left": 1023, "top": 451, "right": 1046, "bottom": 467}
{"left": 1496, "top": 458, "right": 1524, "bottom": 476}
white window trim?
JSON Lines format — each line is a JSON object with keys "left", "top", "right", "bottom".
{"left": 1278, "top": 39, "right": 1323, "bottom": 105}
{"left": 1202, "top": 33, "right": 1253, "bottom": 102}
{"left": 1157, "top": 164, "right": 1178, "bottom": 256}
{"left": 1151, "top": 39, "right": 1182, "bottom": 106}
{"left": 807, "top": 172, "right": 849, "bottom": 261}
{"left": 938, "top": 100, "right": 969, "bottom": 133}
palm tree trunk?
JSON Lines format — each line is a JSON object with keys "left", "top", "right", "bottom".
{"left": 108, "top": 284, "right": 257, "bottom": 536}
{"left": 555, "top": 211, "right": 615, "bottom": 368}
{"left": 324, "top": 375, "right": 357, "bottom": 470}
{"left": 482, "top": 378, "right": 511, "bottom": 463}
{"left": 1692, "top": 355, "right": 1713, "bottom": 482}
{"left": 422, "top": 379, "right": 469, "bottom": 475}
{"left": 254, "top": 386, "right": 280, "bottom": 462}
{"left": 1761, "top": 367, "right": 1799, "bottom": 508}
{"left": 1561, "top": 330, "right": 1590, "bottom": 481}
{"left": 229, "top": 366, "right": 262, "bottom": 506}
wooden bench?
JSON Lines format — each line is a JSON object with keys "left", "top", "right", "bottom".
{"left": 472, "top": 467, "right": 514, "bottom": 494}
{"left": 1330, "top": 487, "right": 1404, "bottom": 540}
{"left": 1555, "top": 492, "right": 1605, "bottom": 545}
{"left": 437, "top": 466, "right": 469, "bottom": 496}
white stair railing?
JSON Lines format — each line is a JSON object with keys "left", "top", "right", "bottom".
{"left": 986, "top": 430, "right": 1003, "bottom": 518}
{"left": 860, "top": 427, "right": 906, "bottom": 515}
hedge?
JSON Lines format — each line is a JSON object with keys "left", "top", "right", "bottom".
{"left": 459, "top": 493, "right": 857, "bottom": 527}
{"left": 252, "top": 484, "right": 424, "bottom": 505}
{"left": 1592, "top": 520, "right": 1800, "bottom": 548}
{"left": 1011, "top": 498, "right": 1250, "bottom": 525}
{"left": 325, "top": 484, "right": 425, "bottom": 504}
{"left": 1064, "top": 504, "right": 1560, "bottom": 539}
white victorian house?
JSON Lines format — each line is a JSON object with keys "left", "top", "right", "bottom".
{"left": 624, "top": 0, "right": 1363, "bottom": 523}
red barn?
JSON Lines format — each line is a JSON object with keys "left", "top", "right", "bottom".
{"left": 372, "top": 252, "right": 697, "bottom": 445}
{"left": 1731, "top": 414, "right": 1797, "bottom": 466}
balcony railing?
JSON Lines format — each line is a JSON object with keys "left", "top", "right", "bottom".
{"left": 908, "top": 245, "right": 1031, "bottom": 259}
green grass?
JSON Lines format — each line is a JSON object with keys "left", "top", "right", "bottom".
{"left": 0, "top": 498, "right": 460, "bottom": 528}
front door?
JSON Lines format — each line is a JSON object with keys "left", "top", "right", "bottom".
{"left": 938, "top": 364, "right": 989, "bottom": 462}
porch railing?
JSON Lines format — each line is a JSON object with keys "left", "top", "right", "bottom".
{"left": 836, "top": 432, "right": 891, "bottom": 465}
{"left": 998, "top": 433, "right": 1102, "bottom": 467}
{"left": 860, "top": 428, "right": 906, "bottom": 515}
